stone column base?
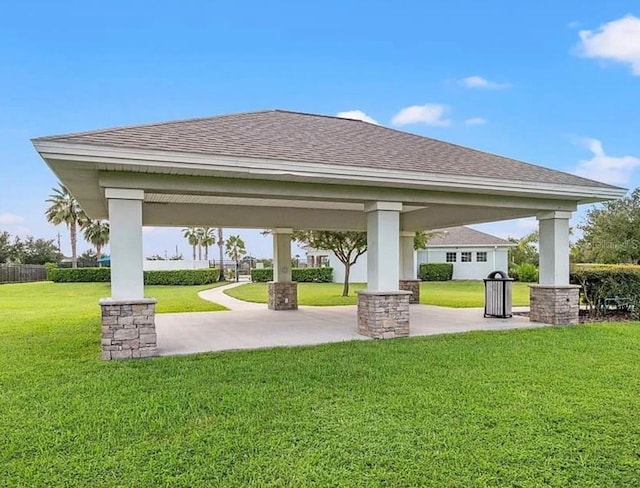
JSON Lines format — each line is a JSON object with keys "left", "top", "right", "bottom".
{"left": 529, "top": 285, "right": 580, "bottom": 325}
{"left": 99, "top": 298, "right": 158, "bottom": 360}
{"left": 399, "top": 279, "right": 420, "bottom": 304}
{"left": 357, "top": 290, "right": 411, "bottom": 339}
{"left": 268, "top": 282, "right": 298, "bottom": 310}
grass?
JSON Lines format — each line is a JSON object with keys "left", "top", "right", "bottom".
{"left": 1, "top": 281, "right": 640, "bottom": 486}
{"left": 225, "top": 280, "right": 531, "bottom": 307}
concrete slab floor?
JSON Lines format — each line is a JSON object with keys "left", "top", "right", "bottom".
{"left": 155, "top": 303, "right": 549, "bottom": 357}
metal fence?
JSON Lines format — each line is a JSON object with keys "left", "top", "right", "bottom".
{"left": 0, "top": 264, "right": 47, "bottom": 284}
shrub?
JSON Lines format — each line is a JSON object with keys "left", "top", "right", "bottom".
{"left": 515, "top": 263, "right": 538, "bottom": 283}
{"left": 48, "top": 267, "right": 220, "bottom": 285}
{"left": 251, "top": 267, "right": 333, "bottom": 283}
{"left": 419, "top": 263, "right": 453, "bottom": 281}
{"left": 570, "top": 264, "right": 640, "bottom": 317}
{"left": 251, "top": 268, "right": 273, "bottom": 282}
{"left": 293, "top": 267, "right": 333, "bottom": 282}
{"left": 143, "top": 269, "right": 220, "bottom": 285}
{"left": 48, "top": 267, "right": 110, "bottom": 283}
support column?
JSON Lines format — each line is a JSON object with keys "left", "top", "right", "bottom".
{"left": 269, "top": 228, "right": 297, "bottom": 310}
{"left": 100, "top": 189, "right": 157, "bottom": 360}
{"left": 357, "top": 202, "right": 411, "bottom": 339}
{"left": 399, "top": 231, "right": 420, "bottom": 303}
{"left": 530, "top": 211, "right": 580, "bottom": 325}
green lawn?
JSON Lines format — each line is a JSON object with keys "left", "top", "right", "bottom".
{"left": 1, "top": 281, "right": 639, "bottom": 486}
{"left": 225, "top": 280, "right": 531, "bottom": 307}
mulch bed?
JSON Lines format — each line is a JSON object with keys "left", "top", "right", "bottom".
{"left": 513, "top": 309, "right": 634, "bottom": 323}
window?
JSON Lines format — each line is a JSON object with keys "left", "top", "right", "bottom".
{"left": 446, "top": 252, "right": 457, "bottom": 262}
{"left": 476, "top": 251, "right": 488, "bottom": 262}
{"left": 461, "top": 252, "right": 472, "bottom": 262}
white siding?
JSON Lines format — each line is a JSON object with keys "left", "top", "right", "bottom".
{"left": 416, "top": 247, "right": 510, "bottom": 280}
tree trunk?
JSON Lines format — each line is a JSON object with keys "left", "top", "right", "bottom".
{"left": 70, "top": 221, "right": 77, "bottom": 268}
{"left": 342, "top": 263, "right": 350, "bottom": 296}
{"left": 198, "top": 245, "right": 202, "bottom": 261}
{"left": 96, "top": 244, "right": 102, "bottom": 266}
{"left": 205, "top": 245, "right": 208, "bottom": 261}
{"left": 192, "top": 245, "right": 196, "bottom": 261}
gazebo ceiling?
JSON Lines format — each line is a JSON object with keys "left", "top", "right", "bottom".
{"left": 32, "top": 109, "right": 626, "bottom": 230}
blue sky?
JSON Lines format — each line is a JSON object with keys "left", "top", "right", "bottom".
{"left": 1, "top": 1, "right": 639, "bottom": 259}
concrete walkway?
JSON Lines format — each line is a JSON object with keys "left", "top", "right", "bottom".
{"left": 156, "top": 287, "right": 547, "bottom": 356}
{"left": 198, "top": 282, "right": 264, "bottom": 311}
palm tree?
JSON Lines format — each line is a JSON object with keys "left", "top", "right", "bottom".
{"left": 200, "top": 227, "right": 216, "bottom": 262}
{"left": 217, "top": 228, "right": 225, "bottom": 281}
{"left": 82, "top": 220, "right": 110, "bottom": 263}
{"left": 182, "top": 227, "right": 199, "bottom": 260}
{"left": 225, "top": 235, "right": 246, "bottom": 282}
{"left": 45, "top": 184, "right": 87, "bottom": 268}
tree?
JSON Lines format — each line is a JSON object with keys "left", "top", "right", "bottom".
{"left": 0, "top": 231, "right": 14, "bottom": 263}
{"left": 217, "top": 228, "right": 225, "bottom": 281}
{"left": 508, "top": 231, "right": 539, "bottom": 267}
{"left": 225, "top": 235, "right": 246, "bottom": 282}
{"left": 15, "top": 237, "right": 63, "bottom": 265}
{"left": 575, "top": 188, "right": 640, "bottom": 264}
{"left": 293, "top": 231, "right": 367, "bottom": 297}
{"left": 82, "top": 220, "right": 110, "bottom": 262}
{"left": 45, "top": 184, "right": 87, "bottom": 268}
{"left": 182, "top": 227, "right": 199, "bottom": 260}
{"left": 199, "top": 227, "right": 216, "bottom": 261}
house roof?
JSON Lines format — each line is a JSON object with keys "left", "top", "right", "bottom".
{"left": 34, "top": 109, "right": 618, "bottom": 190}
{"left": 427, "top": 226, "right": 512, "bottom": 247}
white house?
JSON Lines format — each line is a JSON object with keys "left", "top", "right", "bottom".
{"left": 307, "top": 226, "right": 513, "bottom": 282}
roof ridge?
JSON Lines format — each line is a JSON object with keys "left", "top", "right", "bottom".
{"left": 31, "top": 109, "right": 280, "bottom": 141}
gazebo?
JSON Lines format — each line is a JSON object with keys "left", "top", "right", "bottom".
{"left": 33, "top": 110, "right": 625, "bottom": 360}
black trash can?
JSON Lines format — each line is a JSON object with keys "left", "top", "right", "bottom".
{"left": 484, "top": 270, "right": 513, "bottom": 318}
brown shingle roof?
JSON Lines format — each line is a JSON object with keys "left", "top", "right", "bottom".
{"left": 34, "top": 109, "right": 617, "bottom": 189}
{"left": 428, "top": 226, "right": 512, "bottom": 246}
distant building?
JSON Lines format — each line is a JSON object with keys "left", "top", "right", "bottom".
{"left": 306, "top": 226, "right": 514, "bottom": 282}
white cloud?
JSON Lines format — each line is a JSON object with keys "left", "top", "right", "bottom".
{"left": 465, "top": 117, "right": 487, "bottom": 126}
{"left": 577, "top": 15, "right": 640, "bottom": 75}
{"left": 459, "top": 75, "right": 510, "bottom": 89}
{"left": 142, "top": 226, "right": 155, "bottom": 234}
{"left": 336, "top": 110, "right": 378, "bottom": 125}
{"left": 573, "top": 137, "right": 640, "bottom": 186}
{"left": 391, "top": 104, "right": 451, "bottom": 126}
{"left": 0, "top": 213, "right": 24, "bottom": 225}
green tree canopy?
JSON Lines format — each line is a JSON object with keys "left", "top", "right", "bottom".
{"left": 293, "top": 230, "right": 367, "bottom": 297}
{"left": 82, "top": 220, "right": 110, "bottom": 262}
{"left": 225, "top": 235, "right": 247, "bottom": 281}
{"left": 574, "top": 188, "right": 640, "bottom": 264}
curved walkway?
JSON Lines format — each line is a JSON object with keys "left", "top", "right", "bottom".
{"left": 198, "top": 282, "right": 264, "bottom": 311}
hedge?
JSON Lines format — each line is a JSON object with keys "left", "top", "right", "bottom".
{"left": 48, "top": 267, "right": 221, "bottom": 285}
{"left": 570, "top": 264, "right": 640, "bottom": 317}
{"left": 251, "top": 267, "right": 333, "bottom": 283}
{"left": 419, "top": 263, "right": 453, "bottom": 281}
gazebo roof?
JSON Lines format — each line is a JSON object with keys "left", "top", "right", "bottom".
{"left": 35, "top": 109, "right": 616, "bottom": 190}
{"left": 32, "top": 109, "right": 626, "bottom": 231}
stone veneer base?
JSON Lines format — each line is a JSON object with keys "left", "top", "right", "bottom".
{"left": 99, "top": 298, "right": 158, "bottom": 360}
{"left": 399, "top": 279, "right": 421, "bottom": 304}
{"left": 357, "top": 290, "right": 412, "bottom": 339}
{"left": 268, "top": 282, "right": 298, "bottom": 310}
{"left": 529, "top": 285, "right": 580, "bottom": 325}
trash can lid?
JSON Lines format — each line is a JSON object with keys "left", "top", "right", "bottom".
{"left": 486, "top": 270, "right": 511, "bottom": 280}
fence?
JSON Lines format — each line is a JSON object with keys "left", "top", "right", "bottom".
{"left": 0, "top": 264, "right": 47, "bottom": 284}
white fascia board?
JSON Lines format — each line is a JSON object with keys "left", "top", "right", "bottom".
{"left": 33, "top": 141, "right": 628, "bottom": 202}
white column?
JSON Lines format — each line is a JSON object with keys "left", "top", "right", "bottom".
{"left": 399, "top": 231, "right": 415, "bottom": 280}
{"left": 537, "top": 211, "right": 571, "bottom": 286}
{"left": 272, "top": 228, "right": 292, "bottom": 282}
{"left": 105, "top": 188, "right": 145, "bottom": 299}
{"left": 365, "top": 202, "right": 402, "bottom": 291}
